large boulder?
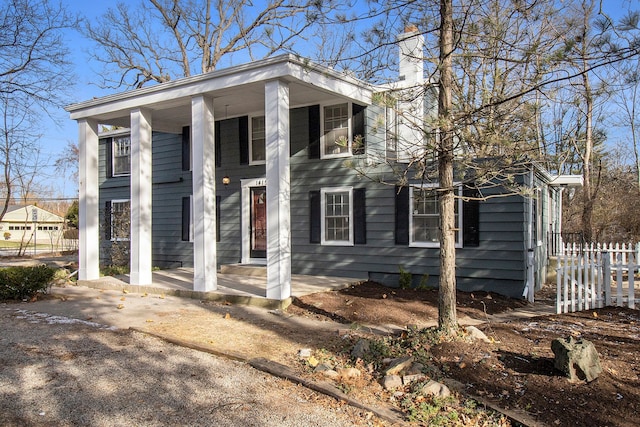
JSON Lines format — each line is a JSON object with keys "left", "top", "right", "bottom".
{"left": 551, "top": 336, "right": 602, "bottom": 383}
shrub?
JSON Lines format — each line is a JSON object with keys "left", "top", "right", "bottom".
{"left": 399, "top": 266, "right": 412, "bottom": 289}
{"left": 0, "top": 265, "right": 56, "bottom": 300}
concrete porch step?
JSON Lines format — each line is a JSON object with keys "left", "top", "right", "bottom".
{"left": 220, "top": 264, "right": 267, "bottom": 277}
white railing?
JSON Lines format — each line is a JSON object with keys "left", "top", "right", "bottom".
{"left": 556, "top": 244, "right": 638, "bottom": 313}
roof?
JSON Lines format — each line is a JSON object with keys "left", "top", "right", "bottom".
{"left": 65, "top": 54, "right": 375, "bottom": 134}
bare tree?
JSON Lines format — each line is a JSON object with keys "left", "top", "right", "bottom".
{"left": 84, "top": 0, "right": 326, "bottom": 88}
{"left": 0, "top": 0, "right": 77, "bottom": 221}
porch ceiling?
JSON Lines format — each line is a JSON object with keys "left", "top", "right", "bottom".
{"left": 66, "top": 54, "right": 374, "bottom": 133}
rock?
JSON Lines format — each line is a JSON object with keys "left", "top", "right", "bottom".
{"left": 382, "top": 374, "right": 403, "bottom": 390}
{"left": 351, "top": 339, "right": 370, "bottom": 359}
{"left": 338, "top": 367, "right": 361, "bottom": 379}
{"left": 385, "top": 356, "right": 415, "bottom": 376}
{"left": 465, "top": 326, "right": 491, "bottom": 343}
{"left": 298, "top": 348, "right": 312, "bottom": 359}
{"left": 402, "top": 374, "right": 423, "bottom": 385}
{"left": 420, "top": 380, "right": 451, "bottom": 398}
{"left": 551, "top": 336, "right": 602, "bottom": 383}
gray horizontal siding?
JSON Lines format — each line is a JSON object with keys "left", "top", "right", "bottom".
{"left": 96, "top": 105, "right": 529, "bottom": 297}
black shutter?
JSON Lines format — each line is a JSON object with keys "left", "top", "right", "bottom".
{"left": 309, "top": 190, "right": 321, "bottom": 243}
{"left": 354, "top": 188, "right": 366, "bottom": 244}
{"left": 395, "top": 186, "right": 409, "bottom": 245}
{"left": 308, "top": 105, "right": 320, "bottom": 159}
{"left": 463, "top": 187, "right": 480, "bottom": 247}
{"left": 215, "top": 121, "right": 221, "bottom": 167}
{"left": 104, "top": 201, "right": 112, "bottom": 240}
{"left": 106, "top": 138, "right": 113, "bottom": 178}
{"left": 181, "top": 197, "right": 190, "bottom": 242}
{"left": 239, "top": 116, "right": 249, "bottom": 165}
{"left": 216, "top": 195, "right": 221, "bottom": 242}
{"left": 352, "top": 104, "right": 366, "bottom": 155}
{"left": 181, "top": 126, "right": 190, "bottom": 171}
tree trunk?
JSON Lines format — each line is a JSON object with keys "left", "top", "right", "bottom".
{"left": 581, "top": 62, "right": 594, "bottom": 243}
{"left": 437, "top": 0, "right": 458, "bottom": 334}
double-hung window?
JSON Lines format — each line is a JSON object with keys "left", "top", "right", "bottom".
{"left": 110, "top": 199, "right": 130, "bottom": 241}
{"left": 112, "top": 136, "right": 131, "bottom": 176}
{"left": 409, "top": 186, "right": 462, "bottom": 248}
{"left": 250, "top": 115, "right": 266, "bottom": 164}
{"left": 321, "top": 187, "right": 353, "bottom": 245}
{"left": 322, "top": 103, "right": 351, "bottom": 158}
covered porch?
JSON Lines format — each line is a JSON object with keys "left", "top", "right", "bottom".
{"left": 67, "top": 54, "right": 372, "bottom": 302}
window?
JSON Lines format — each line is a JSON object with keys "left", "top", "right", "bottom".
{"left": 112, "top": 136, "right": 131, "bottom": 176}
{"left": 321, "top": 187, "right": 353, "bottom": 245}
{"left": 322, "top": 103, "right": 350, "bottom": 158}
{"left": 110, "top": 200, "right": 130, "bottom": 241}
{"left": 409, "top": 186, "right": 462, "bottom": 247}
{"left": 250, "top": 116, "right": 266, "bottom": 164}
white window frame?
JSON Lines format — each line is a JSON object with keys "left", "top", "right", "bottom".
{"left": 321, "top": 102, "right": 352, "bottom": 159}
{"left": 409, "top": 184, "right": 463, "bottom": 248}
{"left": 112, "top": 135, "right": 131, "bottom": 177}
{"left": 320, "top": 186, "right": 354, "bottom": 246}
{"left": 110, "top": 199, "right": 130, "bottom": 241}
{"left": 249, "top": 115, "right": 266, "bottom": 165}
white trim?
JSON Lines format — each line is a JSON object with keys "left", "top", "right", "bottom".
{"left": 191, "top": 95, "right": 217, "bottom": 292}
{"left": 111, "top": 134, "right": 131, "bottom": 177}
{"left": 66, "top": 55, "right": 373, "bottom": 120}
{"left": 241, "top": 177, "right": 268, "bottom": 265}
{"left": 265, "top": 79, "right": 291, "bottom": 300}
{"left": 78, "top": 119, "right": 100, "bottom": 281}
{"left": 248, "top": 114, "right": 266, "bottom": 165}
{"left": 408, "top": 184, "right": 463, "bottom": 249}
{"left": 129, "top": 108, "right": 153, "bottom": 285}
{"left": 320, "top": 101, "right": 353, "bottom": 159}
{"left": 320, "top": 186, "right": 354, "bottom": 246}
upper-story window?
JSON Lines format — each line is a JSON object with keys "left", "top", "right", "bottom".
{"left": 250, "top": 115, "right": 266, "bottom": 164}
{"left": 112, "top": 136, "right": 131, "bottom": 176}
{"left": 322, "top": 103, "right": 351, "bottom": 158}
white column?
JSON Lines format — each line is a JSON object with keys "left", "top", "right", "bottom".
{"left": 78, "top": 119, "right": 100, "bottom": 281}
{"left": 191, "top": 95, "right": 217, "bottom": 291}
{"left": 129, "top": 108, "right": 153, "bottom": 285}
{"left": 265, "top": 80, "right": 291, "bottom": 300}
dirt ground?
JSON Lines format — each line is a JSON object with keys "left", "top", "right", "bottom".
{"left": 284, "top": 282, "right": 640, "bottom": 427}
{"left": 11, "top": 271, "right": 640, "bottom": 426}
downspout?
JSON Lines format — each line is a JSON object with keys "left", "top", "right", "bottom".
{"left": 524, "top": 169, "right": 535, "bottom": 302}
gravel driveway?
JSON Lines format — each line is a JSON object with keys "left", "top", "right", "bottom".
{"left": 0, "top": 305, "right": 371, "bottom": 427}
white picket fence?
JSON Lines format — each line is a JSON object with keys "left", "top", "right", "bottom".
{"left": 556, "top": 243, "right": 639, "bottom": 313}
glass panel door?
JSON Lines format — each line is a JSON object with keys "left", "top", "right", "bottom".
{"left": 250, "top": 187, "right": 266, "bottom": 258}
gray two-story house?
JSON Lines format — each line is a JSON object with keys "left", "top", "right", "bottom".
{"left": 67, "top": 29, "right": 579, "bottom": 301}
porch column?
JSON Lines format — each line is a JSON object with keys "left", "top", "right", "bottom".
{"left": 191, "top": 95, "right": 217, "bottom": 291}
{"left": 130, "top": 108, "right": 153, "bottom": 285}
{"left": 265, "top": 79, "right": 291, "bottom": 300}
{"left": 78, "top": 118, "right": 100, "bottom": 281}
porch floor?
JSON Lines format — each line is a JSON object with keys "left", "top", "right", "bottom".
{"left": 78, "top": 268, "right": 363, "bottom": 309}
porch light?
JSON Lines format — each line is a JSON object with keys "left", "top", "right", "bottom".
{"left": 222, "top": 176, "right": 231, "bottom": 186}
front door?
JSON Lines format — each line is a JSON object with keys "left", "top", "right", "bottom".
{"left": 250, "top": 186, "right": 267, "bottom": 259}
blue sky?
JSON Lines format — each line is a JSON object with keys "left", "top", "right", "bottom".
{"left": 42, "top": 0, "right": 639, "bottom": 199}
